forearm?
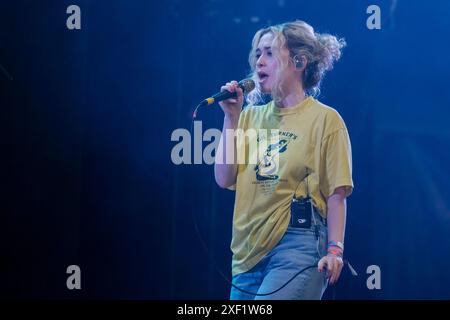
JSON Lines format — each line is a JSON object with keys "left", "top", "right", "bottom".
{"left": 214, "top": 115, "right": 239, "bottom": 188}
{"left": 326, "top": 188, "right": 347, "bottom": 245}
{"left": 319, "top": 187, "right": 348, "bottom": 283}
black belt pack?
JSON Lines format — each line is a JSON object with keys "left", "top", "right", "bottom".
{"left": 290, "top": 196, "right": 313, "bottom": 228}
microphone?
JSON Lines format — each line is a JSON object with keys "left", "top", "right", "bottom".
{"left": 199, "top": 78, "right": 255, "bottom": 107}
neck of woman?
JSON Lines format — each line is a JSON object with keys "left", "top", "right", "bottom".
{"left": 276, "top": 81, "right": 306, "bottom": 108}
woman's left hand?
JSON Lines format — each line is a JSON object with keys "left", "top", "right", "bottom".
{"left": 318, "top": 254, "right": 344, "bottom": 285}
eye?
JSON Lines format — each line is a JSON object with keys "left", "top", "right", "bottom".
{"left": 267, "top": 51, "right": 272, "bottom": 56}
{"left": 255, "top": 53, "right": 261, "bottom": 59}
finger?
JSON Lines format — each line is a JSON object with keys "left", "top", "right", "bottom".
{"left": 333, "top": 268, "right": 341, "bottom": 284}
{"left": 318, "top": 257, "right": 327, "bottom": 272}
{"left": 334, "top": 259, "right": 344, "bottom": 283}
{"left": 317, "top": 258, "right": 323, "bottom": 272}
{"left": 327, "top": 258, "right": 336, "bottom": 283}
{"left": 221, "top": 85, "right": 230, "bottom": 92}
{"left": 221, "top": 83, "right": 235, "bottom": 92}
{"left": 330, "top": 270, "right": 337, "bottom": 284}
{"left": 330, "top": 258, "right": 343, "bottom": 284}
{"left": 236, "top": 87, "right": 243, "bottom": 98}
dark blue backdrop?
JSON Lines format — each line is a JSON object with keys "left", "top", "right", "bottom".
{"left": 1, "top": 0, "right": 450, "bottom": 299}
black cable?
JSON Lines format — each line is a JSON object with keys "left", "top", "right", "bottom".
{"left": 189, "top": 111, "right": 320, "bottom": 297}
{"left": 189, "top": 104, "right": 358, "bottom": 297}
{"left": 191, "top": 203, "right": 319, "bottom": 296}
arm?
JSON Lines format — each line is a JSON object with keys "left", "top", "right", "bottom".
{"left": 214, "top": 81, "right": 243, "bottom": 189}
{"left": 318, "top": 186, "right": 348, "bottom": 284}
{"left": 326, "top": 186, "right": 347, "bottom": 246}
{"left": 214, "top": 115, "right": 239, "bottom": 188}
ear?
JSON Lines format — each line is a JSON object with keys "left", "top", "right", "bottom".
{"left": 293, "top": 55, "right": 306, "bottom": 70}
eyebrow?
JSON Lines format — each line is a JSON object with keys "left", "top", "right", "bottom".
{"left": 255, "top": 46, "right": 272, "bottom": 52}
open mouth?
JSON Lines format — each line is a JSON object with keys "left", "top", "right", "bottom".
{"left": 257, "top": 72, "right": 269, "bottom": 82}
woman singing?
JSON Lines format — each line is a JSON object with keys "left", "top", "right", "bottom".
{"left": 214, "top": 20, "right": 353, "bottom": 300}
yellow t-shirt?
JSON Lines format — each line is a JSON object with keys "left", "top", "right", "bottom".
{"left": 229, "top": 96, "right": 354, "bottom": 276}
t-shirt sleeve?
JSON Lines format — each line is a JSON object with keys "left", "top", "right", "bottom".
{"left": 319, "top": 127, "right": 354, "bottom": 198}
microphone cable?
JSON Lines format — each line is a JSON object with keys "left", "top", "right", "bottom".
{"left": 191, "top": 202, "right": 319, "bottom": 296}
{"left": 189, "top": 112, "right": 311, "bottom": 296}
{"left": 193, "top": 204, "right": 357, "bottom": 297}
{"left": 188, "top": 94, "right": 358, "bottom": 297}
{"left": 188, "top": 114, "right": 358, "bottom": 297}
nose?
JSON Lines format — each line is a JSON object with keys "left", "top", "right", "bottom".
{"left": 256, "top": 54, "right": 265, "bottom": 67}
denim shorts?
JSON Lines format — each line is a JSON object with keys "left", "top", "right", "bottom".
{"left": 230, "top": 210, "right": 328, "bottom": 300}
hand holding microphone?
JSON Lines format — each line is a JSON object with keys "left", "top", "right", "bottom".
{"left": 218, "top": 80, "right": 245, "bottom": 120}
{"left": 194, "top": 78, "right": 255, "bottom": 119}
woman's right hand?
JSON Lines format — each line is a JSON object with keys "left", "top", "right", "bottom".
{"left": 218, "top": 80, "right": 244, "bottom": 119}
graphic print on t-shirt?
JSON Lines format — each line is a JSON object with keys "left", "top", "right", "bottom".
{"left": 253, "top": 130, "right": 297, "bottom": 195}
{"left": 255, "top": 139, "right": 287, "bottom": 181}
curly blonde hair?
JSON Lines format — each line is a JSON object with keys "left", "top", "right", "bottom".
{"left": 246, "top": 20, "right": 346, "bottom": 106}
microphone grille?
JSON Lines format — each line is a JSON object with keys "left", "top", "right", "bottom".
{"left": 239, "top": 78, "right": 256, "bottom": 93}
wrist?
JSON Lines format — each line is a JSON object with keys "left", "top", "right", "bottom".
{"left": 327, "top": 247, "right": 343, "bottom": 258}
{"left": 327, "top": 240, "right": 344, "bottom": 251}
{"left": 327, "top": 240, "right": 344, "bottom": 258}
